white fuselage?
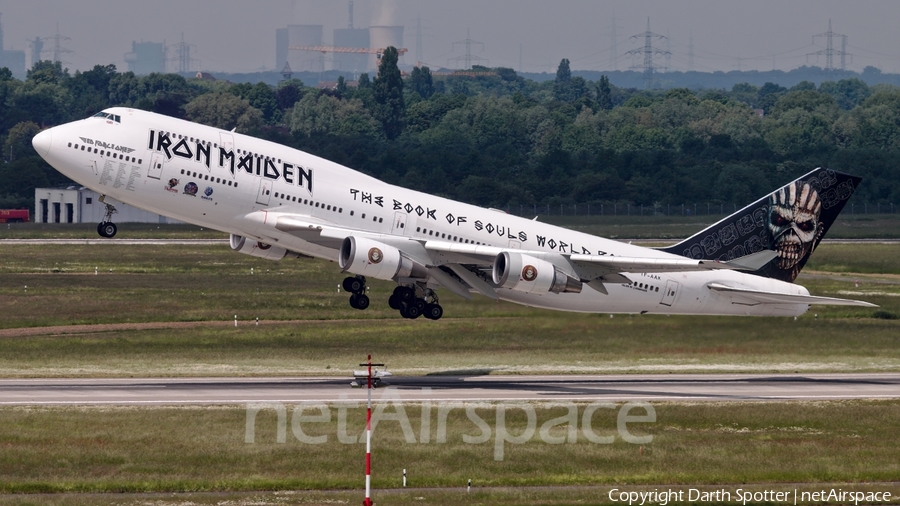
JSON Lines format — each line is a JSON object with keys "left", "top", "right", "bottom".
{"left": 33, "top": 108, "right": 811, "bottom": 317}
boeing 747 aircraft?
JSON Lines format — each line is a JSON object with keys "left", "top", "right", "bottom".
{"left": 32, "top": 107, "right": 875, "bottom": 320}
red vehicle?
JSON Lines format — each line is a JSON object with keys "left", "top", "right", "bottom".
{"left": 0, "top": 209, "right": 30, "bottom": 223}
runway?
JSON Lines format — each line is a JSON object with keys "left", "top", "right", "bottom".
{"left": 2, "top": 373, "right": 899, "bottom": 405}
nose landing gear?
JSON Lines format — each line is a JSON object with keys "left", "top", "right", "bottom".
{"left": 97, "top": 202, "right": 119, "bottom": 238}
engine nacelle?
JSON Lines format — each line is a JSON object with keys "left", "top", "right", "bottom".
{"left": 492, "top": 251, "right": 583, "bottom": 294}
{"left": 339, "top": 236, "right": 428, "bottom": 281}
{"left": 230, "top": 234, "right": 295, "bottom": 261}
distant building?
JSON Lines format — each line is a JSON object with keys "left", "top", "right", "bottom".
{"left": 124, "top": 41, "right": 165, "bottom": 75}
{"left": 333, "top": 28, "right": 369, "bottom": 74}
{"left": 0, "top": 13, "right": 26, "bottom": 79}
{"left": 276, "top": 25, "right": 324, "bottom": 74}
{"left": 34, "top": 187, "right": 179, "bottom": 224}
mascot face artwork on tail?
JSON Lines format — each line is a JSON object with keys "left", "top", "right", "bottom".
{"left": 768, "top": 182, "right": 824, "bottom": 282}
{"left": 663, "top": 168, "right": 861, "bottom": 284}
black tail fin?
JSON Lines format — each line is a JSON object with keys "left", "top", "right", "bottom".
{"left": 661, "top": 168, "right": 862, "bottom": 282}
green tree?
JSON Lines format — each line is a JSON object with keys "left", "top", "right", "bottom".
{"left": 288, "top": 93, "right": 380, "bottom": 139}
{"left": 409, "top": 66, "right": 434, "bottom": 99}
{"left": 247, "top": 82, "right": 279, "bottom": 123}
{"left": 819, "top": 78, "right": 870, "bottom": 110}
{"left": 275, "top": 79, "right": 304, "bottom": 111}
{"left": 27, "top": 60, "right": 68, "bottom": 85}
{"left": 596, "top": 75, "right": 612, "bottom": 110}
{"left": 553, "top": 58, "right": 574, "bottom": 102}
{"left": 4, "top": 121, "right": 41, "bottom": 161}
{"left": 184, "top": 92, "right": 263, "bottom": 132}
{"left": 336, "top": 75, "right": 348, "bottom": 97}
{"left": 373, "top": 47, "right": 404, "bottom": 140}
{"left": 108, "top": 71, "right": 140, "bottom": 105}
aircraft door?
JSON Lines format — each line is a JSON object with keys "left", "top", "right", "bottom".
{"left": 391, "top": 212, "right": 408, "bottom": 235}
{"left": 256, "top": 179, "right": 272, "bottom": 206}
{"left": 660, "top": 280, "right": 680, "bottom": 307}
{"left": 147, "top": 152, "right": 165, "bottom": 179}
{"left": 219, "top": 132, "right": 234, "bottom": 153}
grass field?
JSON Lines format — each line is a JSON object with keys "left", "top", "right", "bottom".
{"left": 1, "top": 401, "right": 899, "bottom": 496}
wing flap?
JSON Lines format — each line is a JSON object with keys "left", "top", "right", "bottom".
{"left": 707, "top": 282, "right": 878, "bottom": 307}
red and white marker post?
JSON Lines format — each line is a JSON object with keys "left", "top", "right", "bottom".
{"left": 361, "top": 354, "right": 384, "bottom": 506}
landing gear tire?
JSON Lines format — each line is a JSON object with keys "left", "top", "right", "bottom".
{"left": 97, "top": 221, "right": 117, "bottom": 238}
{"left": 349, "top": 293, "right": 370, "bottom": 310}
{"left": 388, "top": 294, "right": 400, "bottom": 310}
{"left": 344, "top": 276, "right": 368, "bottom": 310}
{"left": 343, "top": 276, "right": 365, "bottom": 294}
{"left": 401, "top": 302, "right": 421, "bottom": 319}
{"left": 395, "top": 285, "right": 415, "bottom": 303}
{"left": 424, "top": 303, "right": 444, "bottom": 320}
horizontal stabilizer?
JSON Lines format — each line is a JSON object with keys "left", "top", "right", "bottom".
{"left": 707, "top": 282, "right": 878, "bottom": 307}
{"left": 722, "top": 250, "right": 778, "bottom": 271}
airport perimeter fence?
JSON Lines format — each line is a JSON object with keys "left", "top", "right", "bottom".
{"left": 501, "top": 201, "right": 897, "bottom": 218}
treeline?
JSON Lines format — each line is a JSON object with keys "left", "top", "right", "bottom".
{"left": 2, "top": 53, "right": 900, "bottom": 212}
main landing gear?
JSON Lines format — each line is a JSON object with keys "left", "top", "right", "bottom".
{"left": 340, "top": 277, "right": 444, "bottom": 320}
{"left": 97, "top": 202, "right": 119, "bottom": 238}
{"left": 389, "top": 285, "right": 443, "bottom": 320}
{"left": 343, "top": 275, "right": 370, "bottom": 310}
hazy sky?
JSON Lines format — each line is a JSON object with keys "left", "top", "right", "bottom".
{"left": 1, "top": 0, "right": 899, "bottom": 75}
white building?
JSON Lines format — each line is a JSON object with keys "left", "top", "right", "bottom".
{"left": 34, "top": 187, "right": 178, "bottom": 224}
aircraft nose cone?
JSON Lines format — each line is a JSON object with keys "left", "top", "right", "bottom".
{"left": 32, "top": 129, "right": 52, "bottom": 156}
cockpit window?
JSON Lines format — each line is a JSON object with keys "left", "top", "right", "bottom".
{"left": 92, "top": 112, "right": 121, "bottom": 123}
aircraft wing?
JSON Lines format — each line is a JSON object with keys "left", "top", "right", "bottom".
{"left": 423, "top": 240, "right": 775, "bottom": 273}
{"left": 707, "top": 282, "right": 879, "bottom": 307}
{"left": 270, "top": 214, "right": 790, "bottom": 301}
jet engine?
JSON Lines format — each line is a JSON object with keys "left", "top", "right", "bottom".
{"left": 230, "top": 234, "right": 297, "bottom": 261}
{"left": 339, "top": 236, "right": 428, "bottom": 281}
{"left": 492, "top": 251, "right": 582, "bottom": 294}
